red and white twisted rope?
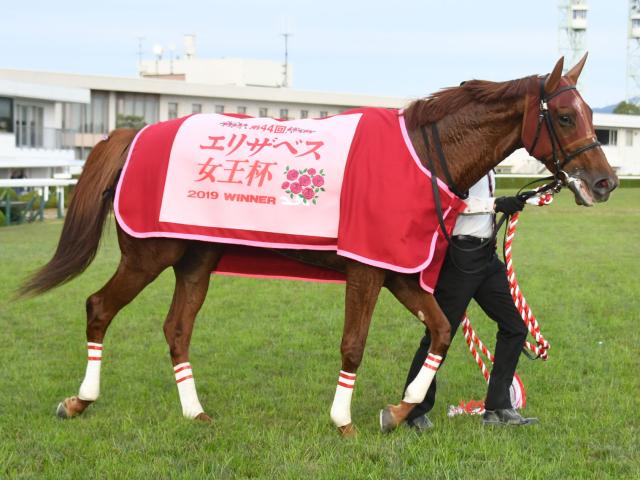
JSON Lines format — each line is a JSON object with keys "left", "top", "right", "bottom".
{"left": 504, "top": 196, "right": 551, "bottom": 360}
{"left": 462, "top": 315, "right": 493, "bottom": 382}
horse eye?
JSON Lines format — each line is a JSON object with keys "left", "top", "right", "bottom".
{"left": 558, "top": 114, "right": 573, "bottom": 126}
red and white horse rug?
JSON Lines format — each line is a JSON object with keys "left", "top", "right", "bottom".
{"left": 114, "top": 108, "right": 466, "bottom": 292}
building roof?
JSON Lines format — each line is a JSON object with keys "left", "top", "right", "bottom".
{"left": 2, "top": 68, "right": 638, "bottom": 129}
{"left": 0, "top": 68, "right": 407, "bottom": 109}
{"left": 593, "top": 112, "right": 640, "bottom": 129}
{"left": 0, "top": 78, "right": 90, "bottom": 103}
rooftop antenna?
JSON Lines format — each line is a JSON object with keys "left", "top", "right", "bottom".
{"left": 281, "top": 32, "right": 292, "bottom": 87}
{"left": 136, "top": 36, "right": 145, "bottom": 73}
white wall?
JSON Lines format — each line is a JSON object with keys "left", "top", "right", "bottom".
{"left": 159, "top": 95, "right": 341, "bottom": 120}
{"left": 140, "top": 58, "right": 290, "bottom": 88}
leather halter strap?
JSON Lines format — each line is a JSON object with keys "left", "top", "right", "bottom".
{"left": 525, "top": 78, "right": 601, "bottom": 183}
{"left": 424, "top": 123, "right": 468, "bottom": 199}
{"left": 420, "top": 124, "right": 502, "bottom": 271}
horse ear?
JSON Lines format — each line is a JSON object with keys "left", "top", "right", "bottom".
{"left": 565, "top": 52, "right": 588, "bottom": 85}
{"left": 544, "top": 57, "right": 564, "bottom": 95}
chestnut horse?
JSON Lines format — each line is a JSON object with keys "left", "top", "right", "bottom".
{"left": 21, "top": 55, "right": 617, "bottom": 435}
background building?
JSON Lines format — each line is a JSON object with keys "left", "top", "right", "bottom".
{"left": 0, "top": 55, "right": 638, "bottom": 180}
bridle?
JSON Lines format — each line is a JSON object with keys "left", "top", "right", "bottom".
{"left": 419, "top": 76, "right": 601, "bottom": 272}
{"left": 522, "top": 76, "right": 602, "bottom": 191}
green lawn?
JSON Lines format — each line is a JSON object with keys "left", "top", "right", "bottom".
{"left": 1, "top": 190, "right": 638, "bottom": 479}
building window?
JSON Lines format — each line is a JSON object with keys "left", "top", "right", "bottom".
{"left": 168, "top": 102, "right": 178, "bottom": 120}
{"left": 279, "top": 108, "right": 289, "bottom": 120}
{"left": 237, "top": 106, "right": 247, "bottom": 114}
{"left": 300, "top": 110, "right": 308, "bottom": 119}
{"left": 595, "top": 128, "right": 617, "bottom": 146}
{"left": 88, "top": 91, "right": 109, "bottom": 134}
{"left": 0, "top": 97, "right": 13, "bottom": 132}
{"left": 115, "top": 92, "right": 159, "bottom": 126}
{"left": 215, "top": 105, "right": 225, "bottom": 114}
{"left": 319, "top": 111, "right": 328, "bottom": 118}
{"left": 626, "top": 129, "right": 634, "bottom": 147}
{"left": 63, "top": 103, "right": 88, "bottom": 133}
{"left": 15, "top": 103, "right": 44, "bottom": 148}
{"left": 573, "top": 9, "right": 586, "bottom": 20}
{"left": 192, "top": 104, "right": 202, "bottom": 114}
{"left": 259, "top": 107, "right": 268, "bottom": 117}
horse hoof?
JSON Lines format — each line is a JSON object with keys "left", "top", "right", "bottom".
{"left": 195, "top": 412, "right": 212, "bottom": 423}
{"left": 56, "top": 401, "right": 71, "bottom": 419}
{"left": 337, "top": 423, "right": 357, "bottom": 438}
{"left": 379, "top": 406, "right": 399, "bottom": 433}
{"left": 56, "top": 396, "right": 92, "bottom": 419}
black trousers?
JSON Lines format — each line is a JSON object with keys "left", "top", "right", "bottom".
{"left": 404, "top": 238, "right": 528, "bottom": 421}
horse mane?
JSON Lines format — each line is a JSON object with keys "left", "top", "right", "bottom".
{"left": 403, "top": 75, "right": 539, "bottom": 129}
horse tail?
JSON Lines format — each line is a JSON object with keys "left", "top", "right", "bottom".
{"left": 19, "top": 129, "right": 138, "bottom": 297}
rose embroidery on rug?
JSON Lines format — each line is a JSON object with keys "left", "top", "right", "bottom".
{"left": 282, "top": 166, "right": 326, "bottom": 204}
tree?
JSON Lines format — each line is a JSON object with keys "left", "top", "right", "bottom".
{"left": 613, "top": 101, "right": 640, "bottom": 115}
{"left": 116, "top": 114, "right": 147, "bottom": 129}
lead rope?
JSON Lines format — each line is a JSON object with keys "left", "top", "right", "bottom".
{"left": 504, "top": 204, "right": 552, "bottom": 360}
{"left": 448, "top": 192, "right": 553, "bottom": 417}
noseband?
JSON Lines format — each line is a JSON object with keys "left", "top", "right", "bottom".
{"left": 524, "top": 78, "right": 602, "bottom": 188}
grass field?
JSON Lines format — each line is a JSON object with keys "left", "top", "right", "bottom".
{"left": 1, "top": 189, "right": 639, "bottom": 479}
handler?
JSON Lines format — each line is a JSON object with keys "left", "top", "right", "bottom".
{"left": 404, "top": 171, "right": 538, "bottom": 430}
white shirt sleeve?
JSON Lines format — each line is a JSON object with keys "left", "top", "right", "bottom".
{"left": 461, "top": 196, "right": 495, "bottom": 215}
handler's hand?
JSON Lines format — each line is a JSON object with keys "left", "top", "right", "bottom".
{"left": 494, "top": 196, "right": 526, "bottom": 215}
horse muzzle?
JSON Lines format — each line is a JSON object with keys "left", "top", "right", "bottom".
{"left": 567, "top": 172, "right": 619, "bottom": 206}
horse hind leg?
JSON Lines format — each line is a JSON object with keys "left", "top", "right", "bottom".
{"left": 57, "top": 236, "right": 187, "bottom": 419}
{"left": 330, "top": 261, "right": 385, "bottom": 437}
{"left": 162, "top": 243, "right": 223, "bottom": 422}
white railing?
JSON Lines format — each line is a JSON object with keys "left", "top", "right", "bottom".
{"left": 0, "top": 178, "right": 77, "bottom": 225}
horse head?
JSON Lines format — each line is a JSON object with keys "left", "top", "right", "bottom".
{"left": 521, "top": 54, "right": 618, "bottom": 206}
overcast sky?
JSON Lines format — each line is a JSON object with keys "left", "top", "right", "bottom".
{"left": 2, "top": 0, "right": 630, "bottom": 108}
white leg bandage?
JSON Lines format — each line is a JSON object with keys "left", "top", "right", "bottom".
{"left": 403, "top": 353, "right": 442, "bottom": 404}
{"left": 174, "top": 362, "right": 204, "bottom": 419}
{"left": 78, "top": 342, "right": 102, "bottom": 401}
{"left": 330, "top": 371, "right": 356, "bottom": 427}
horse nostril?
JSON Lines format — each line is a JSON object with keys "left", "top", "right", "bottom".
{"left": 595, "top": 178, "right": 609, "bottom": 190}
{"left": 594, "top": 178, "right": 613, "bottom": 193}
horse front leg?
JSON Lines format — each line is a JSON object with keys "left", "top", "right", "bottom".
{"left": 330, "top": 261, "right": 385, "bottom": 437}
{"left": 378, "top": 274, "right": 451, "bottom": 433}
{"left": 163, "top": 243, "right": 223, "bottom": 422}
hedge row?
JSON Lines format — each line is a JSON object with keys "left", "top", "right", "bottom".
{"left": 0, "top": 187, "right": 73, "bottom": 210}
{"left": 495, "top": 176, "right": 640, "bottom": 189}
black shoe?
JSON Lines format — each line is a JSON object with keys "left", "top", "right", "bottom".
{"left": 406, "top": 414, "right": 433, "bottom": 432}
{"left": 482, "top": 408, "right": 538, "bottom": 426}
